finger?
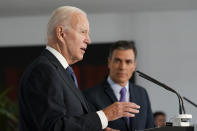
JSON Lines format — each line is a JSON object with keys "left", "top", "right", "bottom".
{"left": 114, "top": 102, "right": 140, "bottom": 109}
{"left": 124, "top": 107, "right": 140, "bottom": 114}
{"left": 130, "top": 102, "right": 140, "bottom": 109}
{"left": 122, "top": 112, "right": 136, "bottom": 117}
{"left": 116, "top": 102, "right": 140, "bottom": 110}
{"left": 121, "top": 102, "right": 140, "bottom": 109}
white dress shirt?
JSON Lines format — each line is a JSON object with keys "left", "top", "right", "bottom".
{"left": 46, "top": 46, "right": 108, "bottom": 129}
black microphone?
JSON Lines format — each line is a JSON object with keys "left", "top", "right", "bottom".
{"left": 183, "top": 96, "right": 197, "bottom": 108}
{"left": 136, "top": 70, "right": 185, "bottom": 114}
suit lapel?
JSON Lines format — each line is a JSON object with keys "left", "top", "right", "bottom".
{"left": 58, "top": 68, "right": 89, "bottom": 112}
{"left": 104, "top": 81, "right": 118, "bottom": 103}
{"left": 42, "top": 49, "right": 88, "bottom": 112}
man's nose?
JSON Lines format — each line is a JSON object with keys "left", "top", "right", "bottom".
{"left": 85, "top": 34, "right": 91, "bottom": 44}
{"left": 119, "top": 62, "right": 126, "bottom": 69}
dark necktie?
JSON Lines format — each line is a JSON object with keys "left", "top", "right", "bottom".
{"left": 66, "top": 66, "right": 78, "bottom": 88}
{"left": 119, "top": 87, "right": 130, "bottom": 125}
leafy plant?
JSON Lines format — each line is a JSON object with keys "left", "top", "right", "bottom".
{"left": 0, "top": 87, "right": 18, "bottom": 131}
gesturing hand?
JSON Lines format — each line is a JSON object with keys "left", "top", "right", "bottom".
{"left": 102, "top": 102, "right": 140, "bottom": 121}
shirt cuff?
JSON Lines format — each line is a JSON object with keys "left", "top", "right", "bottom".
{"left": 96, "top": 110, "right": 108, "bottom": 129}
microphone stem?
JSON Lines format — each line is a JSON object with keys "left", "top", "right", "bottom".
{"left": 175, "top": 92, "right": 185, "bottom": 114}
{"left": 137, "top": 71, "right": 185, "bottom": 114}
{"left": 183, "top": 97, "right": 197, "bottom": 108}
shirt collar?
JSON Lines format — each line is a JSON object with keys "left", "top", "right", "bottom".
{"left": 46, "top": 46, "right": 69, "bottom": 69}
{"left": 107, "top": 76, "right": 129, "bottom": 94}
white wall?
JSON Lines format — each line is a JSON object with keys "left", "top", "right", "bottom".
{"left": 0, "top": 16, "right": 48, "bottom": 47}
{"left": 0, "top": 10, "right": 197, "bottom": 124}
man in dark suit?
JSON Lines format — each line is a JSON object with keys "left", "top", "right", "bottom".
{"left": 83, "top": 41, "right": 154, "bottom": 131}
{"left": 19, "top": 6, "right": 140, "bottom": 131}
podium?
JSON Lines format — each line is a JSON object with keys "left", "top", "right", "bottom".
{"left": 139, "top": 126, "right": 194, "bottom": 131}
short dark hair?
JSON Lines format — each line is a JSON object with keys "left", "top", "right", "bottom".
{"left": 153, "top": 111, "right": 166, "bottom": 118}
{"left": 109, "top": 40, "right": 137, "bottom": 59}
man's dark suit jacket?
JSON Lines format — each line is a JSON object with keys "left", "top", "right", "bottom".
{"left": 83, "top": 79, "right": 154, "bottom": 131}
{"left": 19, "top": 49, "right": 102, "bottom": 131}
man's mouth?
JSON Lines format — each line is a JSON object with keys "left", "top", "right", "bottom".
{"left": 118, "top": 72, "right": 126, "bottom": 76}
{"left": 81, "top": 47, "right": 86, "bottom": 52}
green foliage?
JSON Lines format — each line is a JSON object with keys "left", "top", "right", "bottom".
{"left": 0, "top": 87, "right": 18, "bottom": 131}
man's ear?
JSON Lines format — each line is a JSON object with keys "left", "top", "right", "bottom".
{"left": 56, "top": 26, "right": 64, "bottom": 40}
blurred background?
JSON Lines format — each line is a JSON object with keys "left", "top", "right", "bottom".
{"left": 0, "top": 0, "right": 197, "bottom": 130}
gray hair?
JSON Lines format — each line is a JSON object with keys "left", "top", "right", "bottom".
{"left": 47, "top": 6, "right": 87, "bottom": 41}
{"left": 109, "top": 40, "right": 137, "bottom": 59}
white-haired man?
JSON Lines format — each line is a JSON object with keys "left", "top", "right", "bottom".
{"left": 19, "top": 6, "right": 140, "bottom": 131}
